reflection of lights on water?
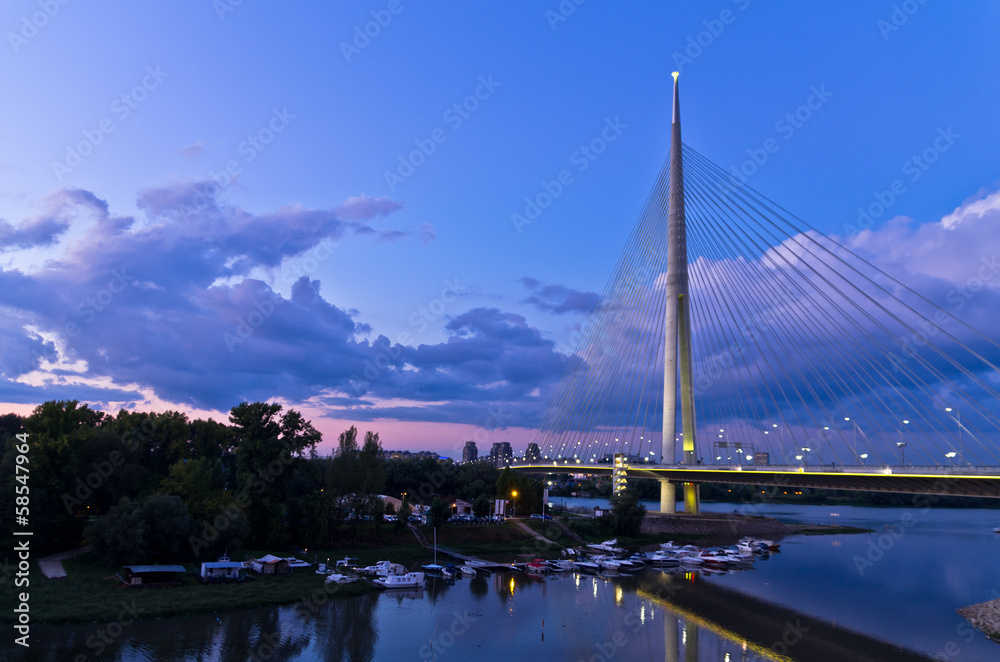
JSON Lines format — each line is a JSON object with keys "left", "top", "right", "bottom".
{"left": 574, "top": 574, "right": 580, "bottom": 588}
{"left": 615, "top": 586, "right": 623, "bottom": 605}
{"left": 593, "top": 579, "right": 598, "bottom": 599}
{"left": 640, "top": 604, "right": 645, "bottom": 625}
{"left": 725, "top": 653, "right": 731, "bottom": 662}
{"left": 509, "top": 577, "right": 515, "bottom": 594}
{"left": 682, "top": 629, "right": 687, "bottom": 645}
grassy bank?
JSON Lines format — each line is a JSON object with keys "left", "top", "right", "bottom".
{"left": 10, "top": 516, "right": 854, "bottom": 624}
{"left": 4, "top": 551, "right": 375, "bottom": 624}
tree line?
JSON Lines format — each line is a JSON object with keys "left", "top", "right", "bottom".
{"left": 0, "top": 400, "right": 543, "bottom": 566}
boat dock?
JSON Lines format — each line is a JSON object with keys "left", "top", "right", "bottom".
{"left": 407, "top": 524, "right": 512, "bottom": 572}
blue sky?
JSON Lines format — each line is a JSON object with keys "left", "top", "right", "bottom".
{"left": 2, "top": 1, "right": 999, "bottom": 457}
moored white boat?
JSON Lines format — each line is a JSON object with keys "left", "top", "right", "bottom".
{"left": 650, "top": 550, "right": 681, "bottom": 566}
{"left": 374, "top": 572, "right": 425, "bottom": 588}
{"left": 362, "top": 560, "right": 406, "bottom": 576}
{"left": 325, "top": 573, "right": 359, "bottom": 584}
{"left": 587, "top": 539, "right": 626, "bottom": 554}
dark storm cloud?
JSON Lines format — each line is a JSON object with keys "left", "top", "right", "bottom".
{"left": 519, "top": 277, "right": 600, "bottom": 315}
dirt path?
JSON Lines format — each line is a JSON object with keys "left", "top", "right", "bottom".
{"left": 513, "top": 520, "right": 560, "bottom": 546}
{"left": 38, "top": 546, "right": 90, "bottom": 579}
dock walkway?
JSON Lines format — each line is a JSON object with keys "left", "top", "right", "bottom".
{"left": 407, "top": 524, "right": 510, "bottom": 570}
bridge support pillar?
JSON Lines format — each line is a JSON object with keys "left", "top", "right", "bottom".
{"left": 683, "top": 483, "right": 700, "bottom": 514}
{"left": 659, "top": 479, "right": 675, "bottom": 514}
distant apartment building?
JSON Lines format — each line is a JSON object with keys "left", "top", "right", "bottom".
{"left": 524, "top": 442, "right": 541, "bottom": 463}
{"left": 462, "top": 441, "right": 478, "bottom": 464}
{"left": 489, "top": 442, "right": 513, "bottom": 468}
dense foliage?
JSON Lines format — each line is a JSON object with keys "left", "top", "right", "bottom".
{"left": 609, "top": 489, "right": 646, "bottom": 537}
{"left": 0, "top": 401, "right": 549, "bottom": 564}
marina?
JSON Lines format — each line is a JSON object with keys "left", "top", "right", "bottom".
{"left": 13, "top": 503, "right": 1000, "bottom": 661}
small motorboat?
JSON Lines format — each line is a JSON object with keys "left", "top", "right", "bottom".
{"left": 587, "top": 539, "right": 626, "bottom": 554}
{"left": 526, "top": 559, "right": 548, "bottom": 574}
{"left": 374, "top": 572, "right": 425, "bottom": 589}
{"left": 675, "top": 550, "right": 704, "bottom": 566}
{"left": 575, "top": 559, "right": 600, "bottom": 573}
{"left": 325, "top": 573, "right": 359, "bottom": 584}
{"left": 335, "top": 557, "right": 360, "bottom": 571}
{"left": 547, "top": 560, "right": 575, "bottom": 572}
{"left": 650, "top": 551, "right": 681, "bottom": 566}
{"left": 458, "top": 565, "right": 477, "bottom": 577}
{"left": 362, "top": 561, "right": 405, "bottom": 576}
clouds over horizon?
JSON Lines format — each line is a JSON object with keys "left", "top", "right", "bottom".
{"left": 1, "top": 180, "right": 999, "bottom": 454}
{"left": 0, "top": 180, "right": 566, "bottom": 428}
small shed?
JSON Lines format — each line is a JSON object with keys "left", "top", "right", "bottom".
{"left": 120, "top": 565, "right": 187, "bottom": 586}
{"left": 451, "top": 498, "right": 473, "bottom": 515}
{"left": 250, "top": 554, "right": 291, "bottom": 576}
{"left": 592, "top": 506, "right": 608, "bottom": 518}
{"left": 200, "top": 560, "right": 244, "bottom": 582}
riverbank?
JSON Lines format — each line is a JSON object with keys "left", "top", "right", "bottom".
{"left": 958, "top": 599, "right": 1000, "bottom": 642}
{"left": 7, "top": 524, "right": 551, "bottom": 624}
{"left": 11, "top": 514, "right": 860, "bottom": 625}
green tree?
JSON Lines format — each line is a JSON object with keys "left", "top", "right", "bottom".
{"left": 472, "top": 494, "right": 491, "bottom": 519}
{"left": 87, "top": 497, "right": 148, "bottom": 566}
{"left": 427, "top": 498, "right": 451, "bottom": 527}
{"left": 229, "top": 402, "right": 321, "bottom": 546}
{"left": 138, "top": 494, "right": 191, "bottom": 561}
{"left": 395, "top": 496, "right": 412, "bottom": 533}
{"left": 609, "top": 489, "right": 646, "bottom": 537}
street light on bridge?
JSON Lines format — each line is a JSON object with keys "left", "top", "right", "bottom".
{"left": 801, "top": 447, "right": 811, "bottom": 466}
{"left": 945, "top": 408, "right": 963, "bottom": 466}
{"left": 859, "top": 453, "right": 869, "bottom": 465}
{"left": 945, "top": 451, "right": 957, "bottom": 465}
{"left": 898, "top": 419, "right": 909, "bottom": 465}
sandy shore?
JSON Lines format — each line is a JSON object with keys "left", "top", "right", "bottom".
{"left": 958, "top": 599, "right": 1000, "bottom": 641}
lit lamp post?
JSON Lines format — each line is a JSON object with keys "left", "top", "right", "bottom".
{"left": 859, "top": 453, "right": 869, "bottom": 466}
{"left": 845, "top": 416, "right": 860, "bottom": 464}
{"left": 945, "top": 451, "right": 957, "bottom": 466}
{"left": 511, "top": 490, "right": 518, "bottom": 517}
{"left": 801, "top": 447, "right": 811, "bottom": 466}
{"left": 898, "top": 419, "right": 909, "bottom": 466}
{"left": 945, "top": 407, "right": 963, "bottom": 466}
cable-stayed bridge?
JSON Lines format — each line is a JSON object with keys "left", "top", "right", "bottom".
{"left": 515, "top": 74, "right": 1000, "bottom": 513}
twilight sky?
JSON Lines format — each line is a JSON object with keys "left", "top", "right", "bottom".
{"left": 2, "top": 1, "right": 999, "bottom": 458}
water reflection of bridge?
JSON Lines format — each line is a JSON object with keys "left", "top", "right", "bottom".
{"left": 633, "top": 571, "right": 934, "bottom": 662}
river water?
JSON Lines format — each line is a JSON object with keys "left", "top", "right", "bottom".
{"left": 11, "top": 501, "right": 1000, "bottom": 661}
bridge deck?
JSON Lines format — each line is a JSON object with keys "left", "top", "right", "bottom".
{"left": 514, "top": 463, "right": 1000, "bottom": 498}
